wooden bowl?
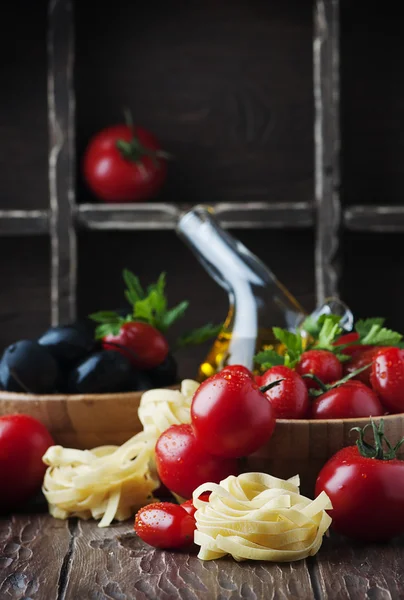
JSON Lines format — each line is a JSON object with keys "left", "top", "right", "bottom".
{"left": 0, "top": 390, "right": 145, "bottom": 449}
{"left": 1, "top": 390, "right": 403, "bottom": 497}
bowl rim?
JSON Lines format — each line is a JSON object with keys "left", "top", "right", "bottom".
{"left": 0, "top": 389, "right": 401, "bottom": 424}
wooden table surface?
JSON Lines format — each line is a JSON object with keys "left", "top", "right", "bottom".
{"left": 1, "top": 509, "right": 404, "bottom": 600}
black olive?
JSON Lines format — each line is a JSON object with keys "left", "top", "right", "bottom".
{"left": 67, "top": 350, "right": 133, "bottom": 394}
{"left": 144, "top": 353, "right": 178, "bottom": 387}
{"left": 38, "top": 325, "right": 97, "bottom": 366}
{"left": 0, "top": 340, "right": 61, "bottom": 394}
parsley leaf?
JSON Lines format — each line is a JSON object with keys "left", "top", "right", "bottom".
{"left": 272, "top": 327, "right": 303, "bottom": 367}
{"left": 123, "top": 269, "right": 145, "bottom": 304}
{"left": 254, "top": 349, "right": 285, "bottom": 370}
{"left": 301, "top": 313, "right": 342, "bottom": 340}
{"left": 317, "top": 318, "right": 343, "bottom": 349}
{"left": 354, "top": 318, "right": 402, "bottom": 346}
{"left": 176, "top": 323, "right": 223, "bottom": 348}
{"left": 160, "top": 301, "right": 189, "bottom": 332}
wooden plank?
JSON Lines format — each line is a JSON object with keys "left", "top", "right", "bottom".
{"left": 48, "top": 0, "right": 77, "bottom": 325}
{"left": 0, "top": 210, "right": 49, "bottom": 236}
{"left": 311, "top": 533, "right": 404, "bottom": 599}
{"left": 63, "top": 520, "right": 315, "bottom": 600}
{"left": 76, "top": 202, "right": 314, "bottom": 231}
{"left": 344, "top": 205, "right": 404, "bottom": 232}
{"left": 0, "top": 514, "right": 72, "bottom": 600}
{"left": 313, "top": 0, "right": 341, "bottom": 304}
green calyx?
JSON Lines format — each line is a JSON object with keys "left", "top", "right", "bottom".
{"left": 302, "top": 363, "right": 372, "bottom": 398}
{"left": 116, "top": 109, "right": 170, "bottom": 165}
{"left": 89, "top": 269, "right": 223, "bottom": 348}
{"left": 352, "top": 419, "right": 404, "bottom": 460}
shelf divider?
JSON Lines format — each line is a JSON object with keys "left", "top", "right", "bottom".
{"left": 48, "top": 0, "right": 77, "bottom": 325}
{"left": 314, "top": 0, "right": 341, "bottom": 304}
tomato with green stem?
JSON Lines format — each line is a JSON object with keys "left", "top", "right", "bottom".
{"left": 315, "top": 419, "right": 404, "bottom": 542}
{"left": 83, "top": 115, "right": 168, "bottom": 203}
{"left": 295, "top": 349, "right": 343, "bottom": 391}
{"left": 191, "top": 371, "right": 278, "bottom": 457}
{"left": 260, "top": 366, "right": 309, "bottom": 419}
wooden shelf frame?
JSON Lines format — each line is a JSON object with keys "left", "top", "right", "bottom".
{"left": 1, "top": 0, "right": 399, "bottom": 323}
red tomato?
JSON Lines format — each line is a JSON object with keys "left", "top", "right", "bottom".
{"left": 83, "top": 125, "right": 167, "bottom": 203}
{"left": 296, "top": 350, "right": 343, "bottom": 391}
{"left": 134, "top": 502, "right": 196, "bottom": 549}
{"left": 311, "top": 381, "right": 384, "bottom": 419}
{"left": 260, "top": 366, "right": 309, "bottom": 419}
{"left": 0, "top": 414, "right": 54, "bottom": 512}
{"left": 191, "top": 372, "right": 276, "bottom": 458}
{"left": 155, "top": 424, "right": 238, "bottom": 499}
{"left": 220, "top": 365, "right": 254, "bottom": 379}
{"left": 181, "top": 493, "right": 211, "bottom": 518}
{"left": 371, "top": 347, "right": 404, "bottom": 413}
{"left": 103, "top": 321, "right": 169, "bottom": 370}
{"left": 316, "top": 444, "right": 404, "bottom": 541}
{"left": 334, "top": 332, "right": 372, "bottom": 357}
{"left": 343, "top": 346, "right": 382, "bottom": 387}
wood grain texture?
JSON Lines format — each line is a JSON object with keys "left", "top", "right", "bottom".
{"left": 75, "top": 0, "right": 313, "bottom": 208}
{"left": 341, "top": 2, "right": 404, "bottom": 207}
{"left": 314, "top": 0, "right": 341, "bottom": 304}
{"left": 48, "top": 0, "right": 77, "bottom": 326}
{"left": 0, "top": 237, "right": 51, "bottom": 352}
{"left": 0, "top": 0, "right": 48, "bottom": 211}
{"left": 63, "top": 519, "right": 314, "bottom": 600}
{"left": 0, "top": 514, "right": 71, "bottom": 600}
{"left": 312, "top": 534, "right": 404, "bottom": 600}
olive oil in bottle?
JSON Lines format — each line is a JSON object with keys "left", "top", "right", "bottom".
{"left": 177, "top": 206, "right": 353, "bottom": 381}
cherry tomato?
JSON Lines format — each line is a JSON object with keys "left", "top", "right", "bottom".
{"left": 311, "top": 381, "right": 384, "bottom": 419}
{"left": 371, "top": 347, "right": 404, "bottom": 413}
{"left": 333, "top": 332, "right": 372, "bottom": 357}
{"left": 220, "top": 365, "right": 254, "bottom": 379}
{"left": 343, "top": 346, "right": 382, "bottom": 387}
{"left": 155, "top": 424, "right": 238, "bottom": 499}
{"left": 83, "top": 124, "right": 167, "bottom": 203}
{"left": 103, "top": 321, "right": 169, "bottom": 370}
{"left": 316, "top": 444, "right": 404, "bottom": 542}
{"left": 181, "top": 493, "right": 211, "bottom": 518}
{"left": 260, "top": 366, "right": 309, "bottom": 419}
{"left": 134, "top": 502, "right": 196, "bottom": 549}
{"left": 296, "top": 350, "right": 343, "bottom": 391}
{"left": 0, "top": 414, "right": 54, "bottom": 512}
{"left": 191, "top": 372, "right": 276, "bottom": 458}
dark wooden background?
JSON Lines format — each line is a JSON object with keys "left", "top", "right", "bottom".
{"left": 0, "top": 0, "right": 403, "bottom": 378}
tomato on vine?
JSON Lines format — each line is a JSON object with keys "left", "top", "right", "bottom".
{"left": 316, "top": 420, "right": 404, "bottom": 542}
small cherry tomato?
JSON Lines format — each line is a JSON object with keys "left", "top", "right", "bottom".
{"left": 83, "top": 124, "right": 167, "bottom": 203}
{"left": 334, "top": 332, "right": 373, "bottom": 357}
{"left": 343, "top": 346, "right": 382, "bottom": 387}
{"left": 155, "top": 424, "right": 238, "bottom": 499}
{"left": 181, "top": 493, "right": 211, "bottom": 518}
{"left": 296, "top": 349, "right": 343, "bottom": 391}
{"left": 311, "top": 381, "right": 384, "bottom": 420}
{"left": 371, "top": 347, "right": 404, "bottom": 413}
{"left": 260, "top": 366, "right": 309, "bottom": 419}
{"left": 103, "top": 321, "right": 169, "bottom": 370}
{"left": 0, "top": 414, "right": 54, "bottom": 512}
{"left": 220, "top": 365, "right": 254, "bottom": 378}
{"left": 134, "top": 502, "right": 196, "bottom": 549}
{"left": 315, "top": 421, "right": 404, "bottom": 542}
{"left": 191, "top": 371, "right": 276, "bottom": 457}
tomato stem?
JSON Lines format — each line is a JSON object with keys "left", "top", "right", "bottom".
{"left": 306, "top": 363, "right": 372, "bottom": 397}
{"left": 352, "top": 419, "right": 404, "bottom": 460}
{"left": 259, "top": 379, "right": 284, "bottom": 394}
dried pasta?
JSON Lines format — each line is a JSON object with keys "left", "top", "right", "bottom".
{"left": 193, "top": 472, "right": 332, "bottom": 562}
{"left": 42, "top": 379, "right": 199, "bottom": 527}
